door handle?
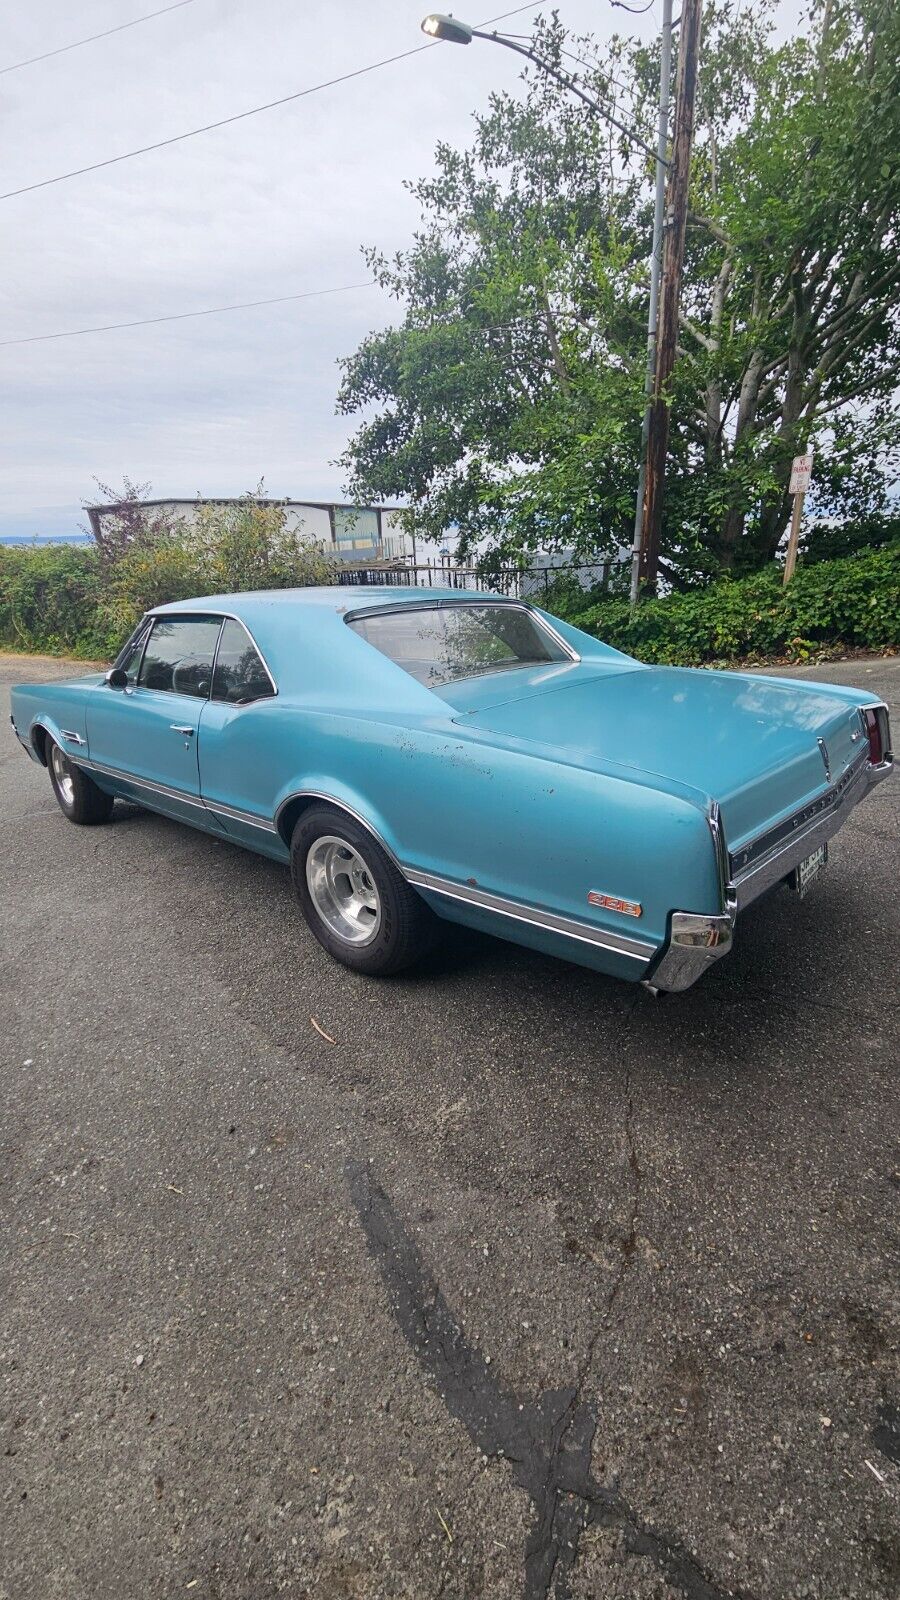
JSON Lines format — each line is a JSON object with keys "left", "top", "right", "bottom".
{"left": 170, "top": 724, "right": 194, "bottom": 736}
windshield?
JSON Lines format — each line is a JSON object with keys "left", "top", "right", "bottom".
{"left": 348, "top": 603, "right": 569, "bottom": 688}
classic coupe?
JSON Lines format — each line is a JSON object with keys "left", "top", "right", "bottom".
{"left": 10, "top": 587, "right": 893, "bottom": 990}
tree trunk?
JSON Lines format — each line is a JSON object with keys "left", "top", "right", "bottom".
{"left": 717, "top": 347, "right": 764, "bottom": 566}
{"left": 755, "top": 341, "right": 808, "bottom": 562}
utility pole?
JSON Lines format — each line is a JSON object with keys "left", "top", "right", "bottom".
{"left": 633, "top": 0, "right": 703, "bottom": 598}
{"left": 628, "top": 0, "right": 673, "bottom": 609}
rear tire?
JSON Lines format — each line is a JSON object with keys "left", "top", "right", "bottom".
{"left": 47, "top": 738, "right": 114, "bottom": 825}
{"left": 291, "top": 804, "right": 437, "bottom": 976}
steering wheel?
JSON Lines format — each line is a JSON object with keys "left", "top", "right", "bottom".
{"left": 171, "top": 655, "right": 210, "bottom": 696}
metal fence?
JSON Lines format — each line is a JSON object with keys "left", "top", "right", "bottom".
{"left": 337, "top": 560, "right": 611, "bottom": 600}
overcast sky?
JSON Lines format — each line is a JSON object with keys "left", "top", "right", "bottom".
{"left": 1, "top": 0, "right": 804, "bottom": 537}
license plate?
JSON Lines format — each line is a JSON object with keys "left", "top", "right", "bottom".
{"left": 791, "top": 843, "right": 828, "bottom": 897}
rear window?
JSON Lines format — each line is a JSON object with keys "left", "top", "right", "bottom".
{"left": 348, "top": 604, "right": 569, "bottom": 688}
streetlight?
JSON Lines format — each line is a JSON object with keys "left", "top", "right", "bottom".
{"left": 421, "top": 13, "right": 474, "bottom": 45}
{"left": 421, "top": 9, "right": 675, "bottom": 602}
{"left": 421, "top": 15, "right": 663, "bottom": 163}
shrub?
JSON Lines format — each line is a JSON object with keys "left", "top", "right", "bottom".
{"left": 0, "top": 488, "right": 338, "bottom": 661}
{"left": 561, "top": 542, "right": 900, "bottom": 665}
{"left": 0, "top": 544, "right": 108, "bottom": 657}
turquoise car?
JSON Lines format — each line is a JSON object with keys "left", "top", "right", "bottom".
{"left": 9, "top": 586, "right": 893, "bottom": 990}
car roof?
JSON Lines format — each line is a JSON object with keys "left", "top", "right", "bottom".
{"left": 150, "top": 586, "right": 520, "bottom": 708}
{"left": 154, "top": 585, "right": 507, "bottom": 621}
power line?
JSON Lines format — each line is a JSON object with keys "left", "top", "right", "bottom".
{"left": 1, "top": 0, "right": 199, "bottom": 77}
{"left": 0, "top": 3, "right": 541, "bottom": 203}
{"left": 0, "top": 281, "right": 378, "bottom": 348}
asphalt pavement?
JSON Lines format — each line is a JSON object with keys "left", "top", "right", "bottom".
{"left": 1, "top": 652, "right": 898, "bottom": 1600}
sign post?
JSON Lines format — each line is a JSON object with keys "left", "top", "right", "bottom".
{"left": 783, "top": 452, "right": 813, "bottom": 585}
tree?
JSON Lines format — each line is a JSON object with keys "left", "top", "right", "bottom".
{"left": 337, "top": 2, "right": 900, "bottom": 581}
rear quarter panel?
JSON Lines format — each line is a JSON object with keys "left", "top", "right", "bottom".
{"left": 268, "top": 705, "right": 720, "bottom": 966}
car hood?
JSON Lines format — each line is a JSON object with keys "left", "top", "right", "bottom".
{"left": 445, "top": 663, "right": 868, "bottom": 852}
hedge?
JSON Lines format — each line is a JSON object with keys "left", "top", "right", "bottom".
{"left": 1, "top": 538, "right": 897, "bottom": 667}
{"left": 561, "top": 542, "right": 900, "bottom": 665}
{"left": 0, "top": 545, "right": 109, "bottom": 658}
{"left": 0, "top": 515, "right": 335, "bottom": 661}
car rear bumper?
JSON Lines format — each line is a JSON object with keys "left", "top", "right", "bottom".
{"left": 730, "top": 747, "right": 892, "bottom": 911}
{"left": 651, "top": 748, "right": 893, "bottom": 993}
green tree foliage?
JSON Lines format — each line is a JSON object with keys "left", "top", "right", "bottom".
{"left": 0, "top": 484, "right": 336, "bottom": 659}
{"left": 562, "top": 540, "right": 900, "bottom": 663}
{"left": 337, "top": 1, "right": 900, "bottom": 580}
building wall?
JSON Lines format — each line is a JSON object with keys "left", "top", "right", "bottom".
{"left": 87, "top": 500, "right": 416, "bottom": 564}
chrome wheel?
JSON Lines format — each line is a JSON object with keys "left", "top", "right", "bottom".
{"left": 305, "top": 835, "right": 382, "bottom": 946}
{"left": 51, "top": 743, "right": 75, "bottom": 807}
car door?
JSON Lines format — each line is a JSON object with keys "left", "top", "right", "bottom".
{"left": 196, "top": 616, "right": 284, "bottom": 852}
{"left": 85, "top": 613, "right": 224, "bottom": 828}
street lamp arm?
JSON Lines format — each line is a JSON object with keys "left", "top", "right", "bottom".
{"left": 469, "top": 28, "right": 665, "bottom": 166}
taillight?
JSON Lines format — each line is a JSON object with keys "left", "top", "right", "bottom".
{"left": 861, "top": 706, "right": 887, "bottom": 765}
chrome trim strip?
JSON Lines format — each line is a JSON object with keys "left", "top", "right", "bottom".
{"left": 707, "top": 801, "right": 730, "bottom": 914}
{"left": 729, "top": 744, "right": 869, "bottom": 880}
{"left": 60, "top": 729, "right": 86, "bottom": 746}
{"left": 204, "top": 797, "right": 278, "bottom": 833}
{"left": 79, "top": 752, "right": 280, "bottom": 833}
{"left": 403, "top": 867, "right": 656, "bottom": 962}
{"left": 74, "top": 756, "right": 209, "bottom": 812}
{"left": 273, "top": 790, "right": 654, "bottom": 960}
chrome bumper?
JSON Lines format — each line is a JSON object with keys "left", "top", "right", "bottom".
{"left": 651, "top": 746, "right": 892, "bottom": 994}
{"left": 648, "top": 902, "right": 737, "bottom": 993}
{"left": 730, "top": 750, "right": 892, "bottom": 911}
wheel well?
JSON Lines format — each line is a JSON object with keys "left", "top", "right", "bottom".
{"left": 276, "top": 792, "right": 401, "bottom": 868}
{"left": 276, "top": 793, "right": 320, "bottom": 848}
{"left": 31, "top": 724, "right": 49, "bottom": 766}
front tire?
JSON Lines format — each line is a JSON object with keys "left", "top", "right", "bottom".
{"left": 48, "top": 739, "right": 114, "bottom": 825}
{"left": 291, "top": 805, "right": 437, "bottom": 976}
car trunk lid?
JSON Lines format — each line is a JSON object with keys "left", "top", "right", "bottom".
{"left": 444, "top": 664, "right": 866, "bottom": 855}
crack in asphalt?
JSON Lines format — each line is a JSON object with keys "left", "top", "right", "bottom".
{"left": 604, "top": 1062, "right": 643, "bottom": 1324}
{"left": 347, "top": 1160, "right": 753, "bottom": 1600}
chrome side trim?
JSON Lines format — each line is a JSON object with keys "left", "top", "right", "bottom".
{"left": 79, "top": 754, "right": 280, "bottom": 834}
{"left": 61, "top": 729, "right": 86, "bottom": 746}
{"left": 273, "top": 791, "right": 655, "bottom": 961}
{"left": 403, "top": 867, "right": 656, "bottom": 962}
{"left": 707, "top": 801, "right": 730, "bottom": 913}
{"left": 74, "top": 756, "right": 208, "bottom": 813}
{"left": 204, "top": 796, "right": 278, "bottom": 834}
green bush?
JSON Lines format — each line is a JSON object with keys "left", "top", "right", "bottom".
{"left": 561, "top": 542, "right": 900, "bottom": 665}
{"left": 0, "top": 545, "right": 109, "bottom": 658}
{"left": 0, "top": 492, "right": 338, "bottom": 661}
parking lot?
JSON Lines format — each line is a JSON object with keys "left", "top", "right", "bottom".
{"left": 2, "top": 652, "right": 898, "bottom": 1600}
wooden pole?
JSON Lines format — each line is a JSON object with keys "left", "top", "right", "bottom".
{"left": 783, "top": 490, "right": 805, "bottom": 585}
{"left": 636, "top": 0, "right": 703, "bottom": 595}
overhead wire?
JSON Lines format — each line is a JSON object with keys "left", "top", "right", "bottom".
{"left": 1, "top": 0, "right": 199, "bottom": 77}
{"left": 0, "top": 282, "right": 381, "bottom": 348}
{"left": 0, "top": 3, "right": 542, "bottom": 202}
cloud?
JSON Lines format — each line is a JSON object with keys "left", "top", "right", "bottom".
{"left": 0, "top": 0, "right": 802, "bottom": 536}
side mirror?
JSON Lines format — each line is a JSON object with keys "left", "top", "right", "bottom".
{"left": 106, "top": 667, "right": 128, "bottom": 689}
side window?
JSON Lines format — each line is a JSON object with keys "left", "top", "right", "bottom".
{"left": 211, "top": 619, "right": 275, "bottom": 704}
{"left": 114, "top": 622, "right": 150, "bottom": 686}
{"left": 138, "top": 617, "right": 222, "bottom": 698}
